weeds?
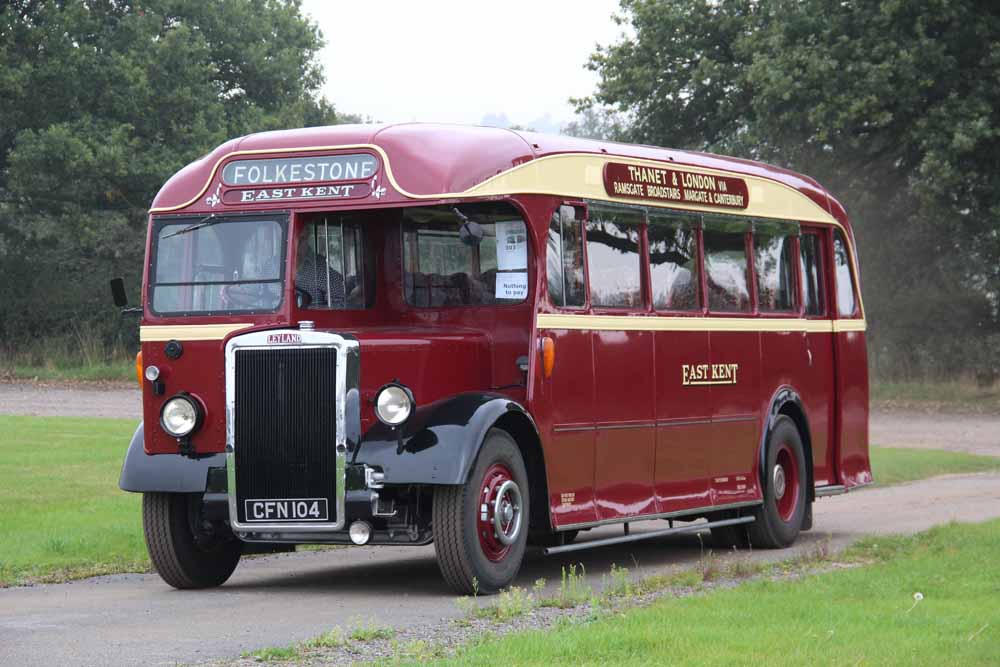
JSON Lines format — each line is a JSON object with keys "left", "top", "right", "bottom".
{"left": 349, "top": 619, "right": 395, "bottom": 642}
{"left": 243, "top": 644, "right": 301, "bottom": 662}
{"left": 302, "top": 628, "right": 344, "bottom": 649}
{"left": 539, "top": 563, "right": 591, "bottom": 608}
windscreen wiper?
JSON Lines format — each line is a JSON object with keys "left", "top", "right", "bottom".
{"left": 162, "top": 213, "right": 223, "bottom": 239}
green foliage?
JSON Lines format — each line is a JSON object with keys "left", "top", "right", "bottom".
{"left": 581, "top": 1, "right": 1000, "bottom": 379}
{"left": 870, "top": 445, "right": 1000, "bottom": 486}
{"left": 0, "top": 1, "right": 357, "bottom": 355}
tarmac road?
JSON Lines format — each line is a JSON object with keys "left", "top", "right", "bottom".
{"left": 1, "top": 472, "right": 999, "bottom": 666}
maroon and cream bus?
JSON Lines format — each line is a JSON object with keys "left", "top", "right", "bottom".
{"left": 115, "top": 123, "right": 871, "bottom": 594}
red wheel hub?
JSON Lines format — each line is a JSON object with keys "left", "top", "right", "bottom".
{"left": 773, "top": 443, "right": 800, "bottom": 522}
{"left": 476, "top": 463, "right": 523, "bottom": 562}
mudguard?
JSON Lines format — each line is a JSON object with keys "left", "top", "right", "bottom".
{"left": 118, "top": 422, "right": 224, "bottom": 493}
{"left": 354, "top": 392, "right": 535, "bottom": 485}
{"left": 759, "top": 386, "right": 814, "bottom": 499}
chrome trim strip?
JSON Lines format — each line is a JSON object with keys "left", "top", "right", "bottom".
{"left": 225, "top": 329, "right": 355, "bottom": 533}
{"left": 712, "top": 414, "right": 757, "bottom": 424}
{"left": 814, "top": 484, "right": 847, "bottom": 497}
{"left": 656, "top": 418, "right": 712, "bottom": 427}
{"left": 597, "top": 421, "right": 656, "bottom": 431}
{"left": 557, "top": 499, "right": 761, "bottom": 532}
{"left": 553, "top": 425, "right": 596, "bottom": 433}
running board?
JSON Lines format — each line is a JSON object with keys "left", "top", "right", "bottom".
{"left": 815, "top": 485, "right": 847, "bottom": 497}
{"left": 543, "top": 516, "right": 755, "bottom": 556}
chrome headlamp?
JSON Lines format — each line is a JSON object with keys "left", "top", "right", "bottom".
{"left": 159, "top": 394, "right": 201, "bottom": 437}
{"left": 374, "top": 383, "right": 414, "bottom": 426}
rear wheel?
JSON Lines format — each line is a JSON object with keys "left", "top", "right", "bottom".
{"left": 434, "top": 429, "right": 529, "bottom": 594}
{"left": 748, "top": 416, "right": 807, "bottom": 548}
{"left": 142, "top": 492, "right": 242, "bottom": 589}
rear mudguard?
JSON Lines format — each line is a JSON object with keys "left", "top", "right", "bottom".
{"left": 355, "top": 392, "right": 535, "bottom": 485}
{"left": 119, "top": 422, "right": 224, "bottom": 493}
{"left": 759, "top": 386, "right": 814, "bottom": 501}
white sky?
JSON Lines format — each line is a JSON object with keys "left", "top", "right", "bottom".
{"left": 301, "top": 0, "right": 625, "bottom": 132}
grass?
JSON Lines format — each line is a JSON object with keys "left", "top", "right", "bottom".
{"left": 433, "top": 519, "right": 1000, "bottom": 666}
{"left": 3, "top": 361, "right": 135, "bottom": 383}
{"left": 870, "top": 445, "right": 1000, "bottom": 486}
{"left": 0, "top": 415, "right": 146, "bottom": 586}
{"left": 1, "top": 415, "right": 996, "bottom": 588}
{"left": 872, "top": 380, "right": 1000, "bottom": 413}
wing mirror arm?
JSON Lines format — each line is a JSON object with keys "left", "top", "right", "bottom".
{"left": 110, "top": 277, "right": 143, "bottom": 316}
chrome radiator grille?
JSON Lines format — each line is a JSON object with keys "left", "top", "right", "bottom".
{"left": 233, "top": 347, "right": 339, "bottom": 525}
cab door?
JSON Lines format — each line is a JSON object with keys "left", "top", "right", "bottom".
{"left": 537, "top": 203, "right": 598, "bottom": 528}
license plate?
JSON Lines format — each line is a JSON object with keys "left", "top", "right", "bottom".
{"left": 244, "top": 498, "right": 329, "bottom": 522}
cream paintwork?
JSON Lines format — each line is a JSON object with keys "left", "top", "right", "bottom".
{"left": 139, "top": 323, "right": 253, "bottom": 342}
{"left": 536, "top": 313, "right": 866, "bottom": 334}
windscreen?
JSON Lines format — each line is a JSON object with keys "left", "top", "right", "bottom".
{"left": 150, "top": 216, "right": 286, "bottom": 315}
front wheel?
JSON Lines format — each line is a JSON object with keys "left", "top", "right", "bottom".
{"left": 142, "top": 492, "right": 242, "bottom": 589}
{"left": 748, "top": 416, "right": 808, "bottom": 548}
{"left": 433, "top": 429, "right": 529, "bottom": 594}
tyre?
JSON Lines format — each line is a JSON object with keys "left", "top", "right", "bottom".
{"left": 433, "top": 429, "right": 529, "bottom": 594}
{"left": 142, "top": 492, "right": 242, "bottom": 589}
{"left": 748, "top": 416, "right": 808, "bottom": 548}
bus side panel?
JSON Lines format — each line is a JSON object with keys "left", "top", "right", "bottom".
{"left": 592, "top": 329, "right": 656, "bottom": 520}
{"left": 835, "top": 330, "right": 872, "bottom": 487}
{"left": 708, "top": 330, "right": 762, "bottom": 504}
{"left": 540, "top": 326, "right": 599, "bottom": 528}
{"left": 653, "top": 329, "right": 713, "bottom": 513}
{"left": 802, "top": 329, "right": 835, "bottom": 486}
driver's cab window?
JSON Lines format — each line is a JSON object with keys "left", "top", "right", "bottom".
{"left": 296, "top": 217, "right": 374, "bottom": 309}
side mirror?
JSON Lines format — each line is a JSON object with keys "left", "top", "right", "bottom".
{"left": 459, "top": 220, "right": 484, "bottom": 246}
{"left": 295, "top": 287, "right": 313, "bottom": 309}
{"left": 110, "top": 277, "right": 129, "bottom": 308}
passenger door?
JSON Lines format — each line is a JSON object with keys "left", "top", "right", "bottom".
{"left": 537, "top": 203, "right": 598, "bottom": 528}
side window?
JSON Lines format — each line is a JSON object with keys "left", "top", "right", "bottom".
{"left": 298, "top": 218, "right": 373, "bottom": 309}
{"left": 546, "top": 204, "right": 586, "bottom": 308}
{"left": 402, "top": 203, "right": 529, "bottom": 307}
{"left": 753, "top": 221, "right": 798, "bottom": 313}
{"left": 648, "top": 212, "right": 699, "bottom": 311}
{"left": 833, "top": 230, "right": 857, "bottom": 317}
{"left": 799, "top": 232, "right": 825, "bottom": 316}
{"left": 586, "top": 206, "right": 643, "bottom": 308}
{"left": 703, "top": 218, "right": 751, "bottom": 312}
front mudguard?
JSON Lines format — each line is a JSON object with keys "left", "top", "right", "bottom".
{"left": 354, "top": 392, "right": 535, "bottom": 485}
{"left": 119, "top": 422, "right": 224, "bottom": 493}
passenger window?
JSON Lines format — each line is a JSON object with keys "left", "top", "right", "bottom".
{"left": 703, "top": 218, "right": 751, "bottom": 312}
{"left": 546, "top": 205, "right": 586, "bottom": 308}
{"left": 402, "top": 203, "right": 529, "bottom": 307}
{"left": 298, "top": 217, "right": 373, "bottom": 309}
{"left": 833, "top": 230, "right": 857, "bottom": 317}
{"left": 586, "top": 206, "right": 643, "bottom": 308}
{"left": 648, "top": 212, "right": 699, "bottom": 311}
{"left": 753, "top": 221, "right": 798, "bottom": 313}
{"left": 799, "top": 232, "right": 825, "bottom": 316}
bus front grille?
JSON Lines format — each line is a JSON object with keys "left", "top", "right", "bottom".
{"left": 233, "top": 347, "right": 339, "bottom": 525}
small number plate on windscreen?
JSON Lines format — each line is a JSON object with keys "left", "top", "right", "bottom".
{"left": 244, "top": 498, "right": 329, "bottom": 522}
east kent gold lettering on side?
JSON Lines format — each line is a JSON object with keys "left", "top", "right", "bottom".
{"left": 682, "top": 362, "right": 739, "bottom": 386}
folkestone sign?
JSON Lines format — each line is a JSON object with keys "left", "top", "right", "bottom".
{"left": 221, "top": 154, "right": 379, "bottom": 186}
{"left": 603, "top": 162, "right": 749, "bottom": 210}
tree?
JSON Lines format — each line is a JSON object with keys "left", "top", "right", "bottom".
{"left": 0, "top": 0, "right": 357, "bottom": 356}
{"left": 579, "top": 0, "right": 1000, "bottom": 379}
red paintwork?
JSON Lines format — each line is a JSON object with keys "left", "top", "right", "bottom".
{"left": 141, "top": 123, "right": 871, "bottom": 532}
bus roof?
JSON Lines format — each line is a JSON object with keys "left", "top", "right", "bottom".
{"left": 150, "top": 123, "right": 848, "bottom": 227}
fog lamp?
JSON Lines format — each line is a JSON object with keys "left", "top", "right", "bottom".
{"left": 349, "top": 520, "right": 372, "bottom": 545}
{"left": 160, "top": 395, "right": 200, "bottom": 437}
{"left": 374, "top": 383, "right": 414, "bottom": 426}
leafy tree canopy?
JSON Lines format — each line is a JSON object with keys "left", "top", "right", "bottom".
{"left": 579, "top": 0, "right": 1000, "bottom": 378}
{"left": 0, "top": 0, "right": 355, "bottom": 349}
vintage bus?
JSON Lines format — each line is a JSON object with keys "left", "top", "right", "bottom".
{"left": 115, "top": 123, "right": 871, "bottom": 594}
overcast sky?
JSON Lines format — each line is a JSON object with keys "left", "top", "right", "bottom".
{"left": 301, "top": 0, "right": 625, "bottom": 133}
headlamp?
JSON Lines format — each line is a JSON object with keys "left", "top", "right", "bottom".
{"left": 374, "top": 383, "right": 414, "bottom": 426}
{"left": 160, "top": 395, "right": 201, "bottom": 437}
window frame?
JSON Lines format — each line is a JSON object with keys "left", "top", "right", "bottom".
{"left": 797, "top": 228, "right": 828, "bottom": 319}
{"left": 584, "top": 201, "right": 648, "bottom": 312}
{"left": 832, "top": 228, "right": 861, "bottom": 319}
{"left": 148, "top": 211, "right": 289, "bottom": 317}
{"left": 700, "top": 214, "right": 754, "bottom": 316}
{"left": 546, "top": 201, "right": 590, "bottom": 310}
{"left": 646, "top": 208, "right": 703, "bottom": 314}
{"left": 750, "top": 218, "right": 801, "bottom": 318}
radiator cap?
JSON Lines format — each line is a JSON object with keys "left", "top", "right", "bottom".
{"left": 299, "top": 320, "right": 315, "bottom": 331}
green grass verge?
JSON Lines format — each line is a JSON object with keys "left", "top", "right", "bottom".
{"left": 1, "top": 415, "right": 996, "bottom": 588}
{"left": 872, "top": 380, "right": 1000, "bottom": 413}
{"left": 871, "top": 445, "right": 1000, "bottom": 486}
{"left": 3, "top": 361, "right": 134, "bottom": 383}
{"left": 0, "top": 415, "right": 146, "bottom": 586}
{"left": 434, "top": 520, "right": 1000, "bottom": 666}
